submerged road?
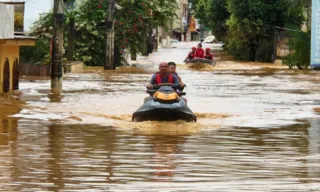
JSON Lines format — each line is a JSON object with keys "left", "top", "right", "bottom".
{"left": 0, "top": 41, "right": 319, "bottom": 191}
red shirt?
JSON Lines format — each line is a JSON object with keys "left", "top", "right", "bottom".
{"left": 205, "top": 53, "right": 214, "bottom": 60}
{"left": 188, "top": 52, "right": 195, "bottom": 59}
{"left": 195, "top": 48, "right": 204, "bottom": 58}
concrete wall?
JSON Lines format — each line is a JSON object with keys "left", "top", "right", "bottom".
{"left": 20, "top": 63, "right": 50, "bottom": 76}
{"left": 65, "top": 61, "right": 83, "bottom": 73}
{"left": 20, "top": 61, "right": 84, "bottom": 77}
{"left": 273, "top": 30, "right": 290, "bottom": 64}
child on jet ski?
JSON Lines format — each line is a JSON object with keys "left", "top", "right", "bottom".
{"left": 168, "top": 62, "right": 187, "bottom": 103}
{"left": 168, "top": 62, "right": 182, "bottom": 83}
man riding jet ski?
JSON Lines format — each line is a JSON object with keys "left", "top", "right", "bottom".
{"left": 146, "top": 62, "right": 185, "bottom": 90}
{"left": 132, "top": 62, "right": 197, "bottom": 122}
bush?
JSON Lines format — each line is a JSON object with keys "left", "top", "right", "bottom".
{"left": 256, "top": 39, "right": 273, "bottom": 62}
{"left": 283, "top": 30, "right": 310, "bottom": 69}
{"left": 20, "top": 38, "right": 51, "bottom": 65}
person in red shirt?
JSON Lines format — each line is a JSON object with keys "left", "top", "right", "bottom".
{"left": 195, "top": 43, "right": 204, "bottom": 58}
{"left": 204, "top": 48, "right": 214, "bottom": 60}
{"left": 146, "top": 62, "right": 184, "bottom": 89}
{"left": 184, "top": 47, "right": 197, "bottom": 61}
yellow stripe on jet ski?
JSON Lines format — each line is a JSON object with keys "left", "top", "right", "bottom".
{"left": 153, "top": 92, "right": 178, "bottom": 101}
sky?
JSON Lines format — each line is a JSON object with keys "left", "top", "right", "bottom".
{"left": 23, "top": 0, "right": 52, "bottom": 31}
{"left": 0, "top": 0, "right": 53, "bottom": 31}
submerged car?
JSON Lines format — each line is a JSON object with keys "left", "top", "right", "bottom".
{"left": 132, "top": 84, "right": 197, "bottom": 122}
{"left": 202, "top": 35, "right": 224, "bottom": 51}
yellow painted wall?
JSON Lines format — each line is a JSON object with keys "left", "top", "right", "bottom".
{"left": 0, "top": 45, "right": 2, "bottom": 92}
{"left": 0, "top": 44, "right": 19, "bottom": 93}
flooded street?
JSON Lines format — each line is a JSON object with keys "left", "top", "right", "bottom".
{"left": 1, "top": 42, "right": 320, "bottom": 191}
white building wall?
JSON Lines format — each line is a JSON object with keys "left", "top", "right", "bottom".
{"left": 0, "top": 3, "right": 14, "bottom": 39}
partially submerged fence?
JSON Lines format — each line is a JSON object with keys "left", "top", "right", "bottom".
{"left": 20, "top": 61, "right": 84, "bottom": 76}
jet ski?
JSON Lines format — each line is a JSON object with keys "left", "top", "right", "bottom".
{"left": 184, "top": 58, "right": 216, "bottom": 66}
{"left": 132, "top": 84, "right": 197, "bottom": 122}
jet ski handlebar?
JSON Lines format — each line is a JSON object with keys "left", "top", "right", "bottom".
{"left": 146, "top": 83, "right": 187, "bottom": 96}
{"left": 149, "top": 83, "right": 186, "bottom": 89}
{"left": 146, "top": 89, "right": 187, "bottom": 96}
{"left": 179, "top": 92, "right": 187, "bottom": 96}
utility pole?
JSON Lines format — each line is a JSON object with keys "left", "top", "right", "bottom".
{"left": 105, "top": 0, "right": 115, "bottom": 70}
{"left": 51, "top": 0, "right": 64, "bottom": 97}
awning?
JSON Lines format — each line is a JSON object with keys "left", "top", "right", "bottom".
{"left": 173, "top": 29, "right": 182, "bottom": 34}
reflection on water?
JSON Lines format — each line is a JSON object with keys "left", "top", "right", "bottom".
{"left": 16, "top": 42, "right": 320, "bottom": 128}
{"left": 0, "top": 119, "right": 319, "bottom": 191}
{"left": 1, "top": 41, "right": 320, "bottom": 191}
{"left": 16, "top": 66, "right": 320, "bottom": 128}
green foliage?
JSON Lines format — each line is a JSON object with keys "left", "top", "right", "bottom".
{"left": 27, "top": 0, "right": 178, "bottom": 67}
{"left": 288, "top": 0, "right": 311, "bottom": 30}
{"left": 71, "top": 0, "right": 108, "bottom": 66}
{"left": 20, "top": 12, "right": 53, "bottom": 65}
{"left": 226, "top": 0, "right": 304, "bottom": 62}
{"left": 114, "top": 0, "right": 177, "bottom": 53}
{"left": 194, "top": 0, "right": 229, "bottom": 41}
{"left": 29, "top": 11, "right": 54, "bottom": 38}
{"left": 284, "top": 30, "right": 310, "bottom": 69}
{"left": 192, "top": 0, "right": 305, "bottom": 63}
{"left": 20, "top": 38, "right": 51, "bottom": 65}
{"left": 256, "top": 39, "right": 273, "bottom": 62}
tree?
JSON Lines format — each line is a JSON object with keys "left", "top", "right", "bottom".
{"left": 20, "top": 12, "right": 53, "bottom": 65}
{"left": 284, "top": 30, "right": 310, "bottom": 69}
{"left": 20, "top": 38, "right": 51, "bottom": 65}
{"left": 226, "top": 0, "right": 303, "bottom": 61}
{"left": 191, "top": 0, "right": 304, "bottom": 62}
{"left": 26, "top": 0, "right": 178, "bottom": 66}
{"left": 287, "top": 0, "right": 311, "bottom": 29}
{"left": 194, "top": 0, "right": 229, "bottom": 41}
{"left": 281, "top": 0, "right": 311, "bottom": 69}
{"left": 113, "top": 0, "right": 177, "bottom": 56}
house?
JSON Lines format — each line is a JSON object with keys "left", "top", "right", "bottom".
{"left": 156, "top": 0, "right": 190, "bottom": 48}
{"left": 171, "top": 0, "right": 202, "bottom": 42}
{"left": 172, "top": 0, "right": 189, "bottom": 41}
{"left": 0, "top": 1, "right": 36, "bottom": 93}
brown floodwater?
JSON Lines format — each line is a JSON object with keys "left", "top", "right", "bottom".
{"left": 1, "top": 41, "right": 320, "bottom": 191}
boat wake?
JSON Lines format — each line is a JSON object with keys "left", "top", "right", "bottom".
{"left": 176, "top": 63, "right": 215, "bottom": 71}
{"left": 73, "top": 111, "right": 230, "bottom": 135}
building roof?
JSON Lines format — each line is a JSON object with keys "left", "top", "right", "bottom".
{"left": 0, "top": 31, "right": 36, "bottom": 46}
{"left": 0, "top": 1, "right": 25, "bottom": 5}
{"left": 1, "top": 1, "right": 25, "bottom": 10}
{"left": 13, "top": 32, "right": 37, "bottom": 40}
{"left": 0, "top": 32, "right": 37, "bottom": 41}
